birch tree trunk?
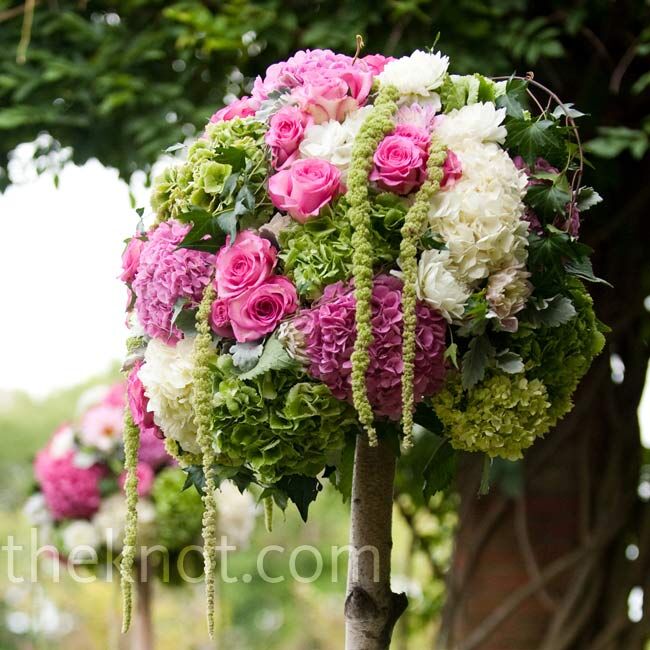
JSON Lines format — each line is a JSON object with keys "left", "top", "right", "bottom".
{"left": 133, "top": 560, "right": 154, "bottom": 650}
{"left": 345, "top": 435, "right": 408, "bottom": 650}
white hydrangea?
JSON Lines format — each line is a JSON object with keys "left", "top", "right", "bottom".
{"left": 298, "top": 106, "right": 373, "bottom": 179}
{"left": 435, "top": 102, "right": 507, "bottom": 149}
{"left": 61, "top": 520, "right": 101, "bottom": 557}
{"left": 215, "top": 482, "right": 258, "bottom": 549}
{"left": 23, "top": 493, "right": 52, "bottom": 527}
{"left": 429, "top": 143, "right": 529, "bottom": 282}
{"left": 92, "top": 494, "right": 157, "bottom": 551}
{"left": 378, "top": 50, "right": 449, "bottom": 98}
{"left": 415, "top": 249, "right": 470, "bottom": 322}
{"left": 138, "top": 336, "right": 200, "bottom": 454}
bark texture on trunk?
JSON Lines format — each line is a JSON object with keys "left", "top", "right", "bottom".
{"left": 133, "top": 561, "right": 154, "bottom": 650}
{"left": 345, "top": 435, "right": 408, "bottom": 650}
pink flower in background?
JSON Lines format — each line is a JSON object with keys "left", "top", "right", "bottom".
{"left": 266, "top": 106, "right": 311, "bottom": 169}
{"left": 34, "top": 448, "right": 106, "bottom": 520}
{"left": 132, "top": 220, "right": 215, "bottom": 343}
{"left": 228, "top": 276, "right": 298, "bottom": 342}
{"left": 393, "top": 124, "right": 430, "bottom": 151}
{"left": 370, "top": 135, "right": 427, "bottom": 195}
{"left": 127, "top": 363, "right": 170, "bottom": 469}
{"left": 120, "top": 238, "right": 143, "bottom": 285}
{"left": 360, "top": 54, "right": 395, "bottom": 75}
{"left": 442, "top": 150, "right": 463, "bottom": 188}
{"left": 210, "top": 298, "right": 234, "bottom": 338}
{"left": 119, "top": 462, "right": 155, "bottom": 498}
{"left": 209, "top": 96, "right": 259, "bottom": 123}
{"left": 215, "top": 230, "right": 277, "bottom": 299}
{"left": 292, "top": 275, "right": 447, "bottom": 419}
{"left": 103, "top": 382, "right": 125, "bottom": 408}
{"left": 268, "top": 158, "right": 342, "bottom": 222}
{"left": 79, "top": 404, "right": 124, "bottom": 452}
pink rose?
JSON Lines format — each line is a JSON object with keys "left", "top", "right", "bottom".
{"left": 393, "top": 124, "right": 430, "bottom": 151}
{"left": 360, "top": 54, "right": 395, "bottom": 75}
{"left": 120, "top": 237, "right": 143, "bottom": 285}
{"left": 119, "top": 462, "right": 155, "bottom": 498}
{"left": 215, "top": 230, "right": 277, "bottom": 299}
{"left": 442, "top": 150, "right": 463, "bottom": 188}
{"left": 209, "top": 96, "right": 259, "bottom": 123}
{"left": 265, "top": 107, "right": 311, "bottom": 169}
{"left": 268, "top": 158, "right": 342, "bottom": 223}
{"left": 369, "top": 135, "right": 427, "bottom": 195}
{"left": 127, "top": 363, "right": 162, "bottom": 441}
{"left": 293, "top": 68, "right": 372, "bottom": 123}
{"left": 228, "top": 276, "right": 298, "bottom": 342}
{"left": 210, "top": 298, "right": 234, "bottom": 338}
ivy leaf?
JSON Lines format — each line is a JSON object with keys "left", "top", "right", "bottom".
{"left": 461, "top": 335, "right": 495, "bottom": 390}
{"left": 275, "top": 475, "right": 322, "bottom": 522}
{"left": 496, "top": 78, "right": 529, "bottom": 119}
{"left": 164, "top": 142, "right": 185, "bottom": 153}
{"left": 525, "top": 181, "right": 571, "bottom": 220}
{"left": 212, "top": 146, "right": 246, "bottom": 171}
{"left": 444, "top": 342, "right": 459, "bottom": 369}
{"left": 525, "top": 295, "right": 577, "bottom": 327}
{"left": 230, "top": 341, "right": 264, "bottom": 371}
{"left": 237, "top": 335, "right": 297, "bottom": 381}
{"left": 182, "top": 465, "right": 207, "bottom": 496}
{"left": 423, "top": 435, "right": 457, "bottom": 499}
{"left": 506, "top": 118, "right": 566, "bottom": 166}
{"left": 174, "top": 306, "right": 197, "bottom": 334}
{"left": 216, "top": 209, "right": 237, "bottom": 242}
{"left": 170, "top": 297, "right": 188, "bottom": 335}
{"left": 551, "top": 103, "right": 586, "bottom": 120}
{"left": 413, "top": 403, "right": 444, "bottom": 435}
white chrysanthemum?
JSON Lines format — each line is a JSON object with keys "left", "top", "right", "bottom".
{"left": 139, "top": 336, "right": 200, "bottom": 454}
{"left": 92, "top": 494, "right": 157, "bottom": 551}
{"left": 215, "top": 482, "right": 258, "bottom": 549}
{"left": 61, "top": 520, "right": 101, "bottom": 557}
{"left": 298, "top": 106, "right": 373, "bottom": 179}
{"left": 429, "top": 143, "right": 529, "bottom": 282}
{"left": 416, "top": 249, "right": 471, "bottom": 322}
{"left": 435, "top": 102, "right": 507, "bottom": 149}
{"left": 378, "top": 50, "right": 449, "bottom": 98}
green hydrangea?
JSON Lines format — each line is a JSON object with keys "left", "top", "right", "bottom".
{"left": 151, "top": 467, "right": 204, "bottom": 552}
{"left": 433, "top": 371, "right": 552, "bottom": 460}
{"left": 279, "top": 194, "right": 405, "bottom": 299}
{"left": 212, "top": 356, "right": 358, "bottom": 483}
{"left": 512, "top": 280, "right": 606, "bottom": 421}
{"left": 438, "top": 73, "right": 501, "bottom": 112}
{"left": 151, "top": 117, "right": 270, "bottom": 224}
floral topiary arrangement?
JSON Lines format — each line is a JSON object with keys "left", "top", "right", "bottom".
{"left": 119, "top": 42, "right": 606, "bottom": 647}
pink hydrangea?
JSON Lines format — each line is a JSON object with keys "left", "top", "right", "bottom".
{"left": 132, "top": 220, "right": 216, "bottom": 343}
{"left": 119, "top": 462, "right": 155, "bottom": 498}
{"left": 292, "top": 275, "right": 447, "bottom": 419}
{"left": 127, "top": 363, "right": 170, "bottom": 468}
{"left": 34, "top": 447, "right": 106, "bottom": 520}
{"left": 360, "top": 54, "right": 395, "bottom": 75}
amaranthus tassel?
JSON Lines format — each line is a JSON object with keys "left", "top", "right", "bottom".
{"left": 191, "top": 282, "right": 219, "bottom": 639}
{"left": 120, "top": 345, "right": 141, "bottom": 633}
{"left": 399, "top": 137, "right": 447, "bottom": 448}
{"left": 345, "top": 83, "right": 400, "bottom": 446}
{"left": 263, "top": 497, "right": 274, "bottom": 533}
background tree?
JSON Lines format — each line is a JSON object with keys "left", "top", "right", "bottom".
{"left": 3, "top": 1, "right": 649, "bottom": 647}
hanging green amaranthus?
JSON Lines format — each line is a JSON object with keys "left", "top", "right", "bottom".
{"left": 191, "top": 282, "right": 219, "bottom": 639}
{"left": 345, "top": 83, "right": 400, "bottom": 446}
{"left": 120, "top": 338, "right": 141, "bottom": 632}
{"left": 399, "top": 137, "right": 447, "bottom": 448}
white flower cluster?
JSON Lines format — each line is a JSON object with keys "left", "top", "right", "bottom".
{"left": 298, "top": 106, "right": 373, "bottom": 180}
{"left": 215, "top": 482, "right": 258, "bottom": 548}
{"left": 139, "top": 336, "right": 200, "bottom": 454}
{"left": 378, "top": 50, "right": 449, "bottom": 100}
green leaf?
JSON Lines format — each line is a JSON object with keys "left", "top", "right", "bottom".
{"left": 216, "top": 209, "right": 238, "bottom": 241}
{"left": 213, "top": 146, "right": 247, "bottom": 171}
{"left": 237, "top": 335, "right": 297, "bottom": 381}
{"left": 495, "top": 350, "right": 525, "bottom": 374}
{"left": 164, "top": 142, "right": 185, "bottom": 153}
{"left": 496, "top": 78, "right": 529, "bottom": 119}
{"left": 525, "top": 182, "right": 571, "bottom": 220}
{"left": 230, "top": 342, "right": 264, "bottom": 371}
{"left": 506, "top": 118, "right": 566, "bottom": 166}
{"left": 275, "top": 475, "right": 322, "bottom": 522}
{"left": 551, "top": 103, "right": 586, "bottom": 120}
{"left": 461, "top": 335, "right": 495, "bottom": 390}
{"left": 565, "top": 257, "right": 612, "bottom": 286}
{"left": 576, "top": 187, "right": 603, "bottom": 212}
{"left": 170, "top": 297, "right": 189, "bottom": 335}
{"left": 444, "top": 342, "right": 459, "bottom": 369}
{"left": 327, "top": 435, "right": 356, "bottom": 502}
{"left": 423, "top": 435, "right": 457, "bottom": 499}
